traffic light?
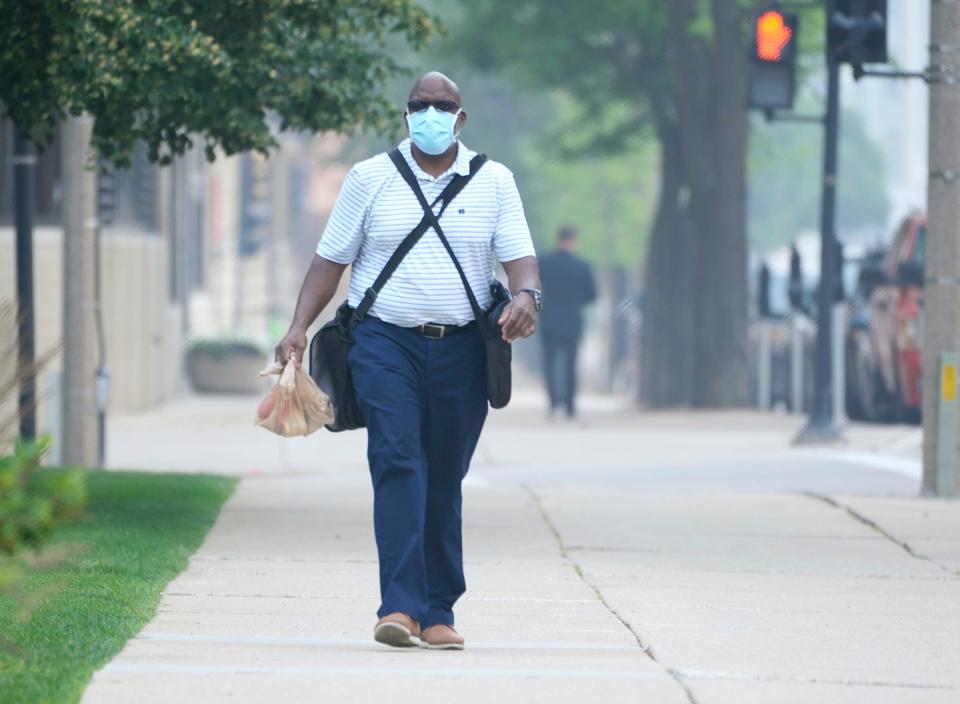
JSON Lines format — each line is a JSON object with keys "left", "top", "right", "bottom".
{"left": 97, "top": 161, "right": 116, "bottom": 227}
{"left": 748, "top": 8, "right": 799, "bottom": 111}
{"left": 827, "top": 0, "right": 887, "bottom": 68}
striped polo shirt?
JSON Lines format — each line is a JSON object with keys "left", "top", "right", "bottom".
{"left": 316, "top": 139, "right": 536, "bottom": 327}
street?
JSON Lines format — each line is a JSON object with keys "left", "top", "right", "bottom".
{"left": 81, "top": 389, "right": 959, "bottom": 703}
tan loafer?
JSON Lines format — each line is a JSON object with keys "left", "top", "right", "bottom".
{"left": 374, "top": 612, "right": 421, "bottom": 648}
{"left": 420, "top": 624, "right": 464, "bottom": 650}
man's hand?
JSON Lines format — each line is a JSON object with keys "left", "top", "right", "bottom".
{"left": 275, "top": 327, "right": 308, "bottom": 367}
{"left": 497, "top": 293, "right": 538, "bottom": 343}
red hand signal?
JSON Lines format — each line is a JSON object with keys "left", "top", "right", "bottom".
{"left": 757, "top": 11, "right": 793, "bottom": 62}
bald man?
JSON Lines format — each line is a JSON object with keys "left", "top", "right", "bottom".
{"left": 277, "top": 72, "right": 541, "bottom": 650}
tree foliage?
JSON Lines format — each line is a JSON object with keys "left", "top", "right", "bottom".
{"left": 0, "top": 0, "right": 437, "bottom": 165}
{"left": 749, "top": 107, "right": 890, "bottom": 249}
{"left": 451, "top": 0, "right": 668, "bottom": 155}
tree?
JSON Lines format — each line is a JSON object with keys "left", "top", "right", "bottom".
{"left": 451, "top": 0, "right": 759, "bottom": 407}
{"left": 0, "top": 0, "right": 436, "bottom": 459}
{"left": 662, "top": 0, "right": 750, "bottom": 407}
{"left": 0, "top": 0, "right": 438, "bottom": 164}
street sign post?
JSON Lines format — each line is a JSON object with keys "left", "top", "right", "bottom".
{"left": 796, "top": 37, "right": 843, "bottom": 443}
{"left": 798, "top": 0, "right": 889, "bottom": 443}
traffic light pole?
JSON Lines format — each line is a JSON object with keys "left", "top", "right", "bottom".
{"left": 13, "top": 126, "right": 37, "bottom": 441}
{"left": 797, "top": 47, "right": 843, "bottom": 443}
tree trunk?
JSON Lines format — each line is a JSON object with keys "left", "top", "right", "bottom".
{"left": 695, "top": 0, "right": 749, "bottom": 407}
{"left": 651, "top": 0, "right": 748, "bottom": 409}
{"left": 640, "top": 117, "right": 697, "bottom": 407}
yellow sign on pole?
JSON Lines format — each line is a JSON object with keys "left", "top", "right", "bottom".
{"left": 942, "top": 363, "right": 958, "bottom": 402}
{"left": 937, "top": 354, "right": 959, "bottom": 497}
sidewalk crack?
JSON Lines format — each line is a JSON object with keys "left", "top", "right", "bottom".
{"left": 523, "top": 483, "right": 699, "bottom": 704}
{"left": 803, "top": 492, "right": 957, "bottom": 576}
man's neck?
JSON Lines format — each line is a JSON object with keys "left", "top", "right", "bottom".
{"left": 410, "top": 141, "right": 458, "bottom": 178}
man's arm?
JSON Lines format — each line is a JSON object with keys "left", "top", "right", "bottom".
{"left": 499, "top": 255, "right": 541, "bottom": 343}
{"left": 274, "top": 255, "right": 348, "bottom": 365}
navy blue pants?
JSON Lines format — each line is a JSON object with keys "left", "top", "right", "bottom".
{"left": 348, "top": 316, "right": 488, "bottom": 629}
{"left": 542, "top": 335, "right": 579, "bottom": 417}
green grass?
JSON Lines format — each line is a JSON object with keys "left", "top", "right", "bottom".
{"left": 0, "top": 469, "right": 237, "bottom": 704}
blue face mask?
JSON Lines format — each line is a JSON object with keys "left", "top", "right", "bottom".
{"left": 406, "top": 106, "right": 461, "bottom": 156}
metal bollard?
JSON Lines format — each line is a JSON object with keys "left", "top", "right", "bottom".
{"left": 758, "top": 320, "right": 772, "bottom": 410}
{"left": 832, "top": 302, "right": 847, "bottom": 427}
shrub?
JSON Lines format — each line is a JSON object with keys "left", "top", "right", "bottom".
{"left": 0, "top": 436, "right": 86, "bottom": 556}
{"left": 186, "top": 337, "right": 267, "bottom": 359}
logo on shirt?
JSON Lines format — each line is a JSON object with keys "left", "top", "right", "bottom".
{"left": 458, "top": 208, "right": 466, "bottom": 215}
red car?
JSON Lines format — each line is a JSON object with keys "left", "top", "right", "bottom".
{"left": 848, "top": 213, "right": 925, "bottom": 423}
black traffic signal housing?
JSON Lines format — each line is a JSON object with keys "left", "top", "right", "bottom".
{"left": 828, "top": 0, "right": 887, "bottom": 71}
{"left": 748, "top": 8, "right": 799, "bottom": 111}
{"left": 97, "top": 161, "right": 116, "bottom": 227}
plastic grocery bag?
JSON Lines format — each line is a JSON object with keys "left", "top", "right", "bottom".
{"left": 256, "top": 357, "right": 334, "bottom": 437}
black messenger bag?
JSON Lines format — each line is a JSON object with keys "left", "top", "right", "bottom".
{"left": 482, "top": 279, "right": 513, "bottom": 409}
{"left": 309, "top": 151, "right": 488, "bottom": 431}
{"left": 387, "top": 150, "right": 513, "bottom": 409}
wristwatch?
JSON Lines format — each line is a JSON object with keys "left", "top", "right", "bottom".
{"left": 518, "top": 288, "right": 543, "bottom": 312}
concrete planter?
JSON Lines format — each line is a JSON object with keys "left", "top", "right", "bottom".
{"left": 186, "top": 343, "right": 267, "bottom": 395}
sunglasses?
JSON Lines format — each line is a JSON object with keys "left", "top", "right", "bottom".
{"left": 407, "top": 99, "right": 460, "bottom": 114}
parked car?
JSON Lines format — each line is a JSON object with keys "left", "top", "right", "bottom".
{"left": 846, "top": 213, "right": 925, "bottom": 423}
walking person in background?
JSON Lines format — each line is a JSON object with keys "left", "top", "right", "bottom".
{"left": 538, "top": 225, "right": 596, "bottom": 420}
{"left": 275, "top": 72, "right": 540, "bottom": 650}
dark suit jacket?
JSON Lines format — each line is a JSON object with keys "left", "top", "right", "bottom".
{"left": 538, "top": 249, "right": 597, "bottom": 341}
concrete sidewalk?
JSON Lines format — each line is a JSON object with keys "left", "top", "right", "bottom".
{"left": 82, "top": 392, "right": 959, "bottom": 703}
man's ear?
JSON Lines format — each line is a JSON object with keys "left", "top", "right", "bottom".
{"left": 456, "top": 110, "right": 467, "bottom": 133}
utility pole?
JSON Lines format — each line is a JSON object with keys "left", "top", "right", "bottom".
{"left": 13, "top": 126, "right": 37, "bottom": 441}
{"left": 797, "top": 8, "right": 843, "bottom": 443}
{"left": 61, "top": 116, "right": 98, "bottom": 467}
{"left": 924, "top": 0, "right": 960, "bottom": 496}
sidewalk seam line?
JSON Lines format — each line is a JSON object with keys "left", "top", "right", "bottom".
{"left": 802, "top": 492, "right": 958, "bottom": 576}
{"left": 522, "top": 483, "right": 699, "bottom": 704}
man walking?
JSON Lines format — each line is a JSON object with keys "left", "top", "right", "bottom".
{"left": 275, "top": 72, "right": 541, "bottom": 650}
{"left": 538, "top": 226, "right": 596, "bottom": 420}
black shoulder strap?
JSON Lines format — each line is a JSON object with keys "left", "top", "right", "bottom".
{"left": 352, "top": 149, "right": 486, "bottom": 322}
{"left": 388, "top": 148, "right": 490, "bottom": 321}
